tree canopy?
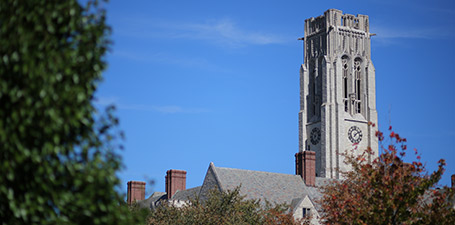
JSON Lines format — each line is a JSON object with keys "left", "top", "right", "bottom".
{"left": 0, "top": 1, "right": 142, "bottom": 224}
{"left": 146, "top": 187, "right": 307, "bottom": 225}
{"left": 320, "top": 125, "right": 455, "bottom": 225}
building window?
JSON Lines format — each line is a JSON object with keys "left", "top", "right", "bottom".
{"left": 354, "top": 59, "right": 362, "bottom": 114}
{"left": 312, "top": 67, "right": 317, "bottom": 116}
{"left": 303, "top": 208, "right": 311, "bottom": 217}
{"left": 309, "top": 58, "right": 321, "bottom": 119}
{"left": 342, "top": 56, "right": 349, "bottom": 112}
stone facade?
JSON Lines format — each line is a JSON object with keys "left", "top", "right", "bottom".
{"left": 298, "top": 9, "right": 378, "bottom": 179}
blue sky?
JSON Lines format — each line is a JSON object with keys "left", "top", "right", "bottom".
{"left": 96, "top": 0, "right": 455, "bottom": 194}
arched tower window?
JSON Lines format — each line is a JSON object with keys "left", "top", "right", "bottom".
{"left": 341, "top": 56, "right": 349, "bottom": 112}
{"left": 307, "top": 59, "right": 317, "bottom": 121}
{"left": 312, "top": 59, "right": 319, "bottom": 117}
{"left": 315, "top": 57, "right": 323, "bottom": 118}
{"left": 312, "top": 62, "right": 317, "bottom": 116}
{"left": 354, "top": 58, "right": 362, "bottom": 114}
{"left": 307, "top": 58, "right": 322, "bottom": 121}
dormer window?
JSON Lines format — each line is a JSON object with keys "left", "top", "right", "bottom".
{"left": 303, "top": 208, "right": 311, "bottom": 217}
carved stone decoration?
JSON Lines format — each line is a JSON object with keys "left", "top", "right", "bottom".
{"left": 310, "top": 127, "right": 321, "bottom": 145}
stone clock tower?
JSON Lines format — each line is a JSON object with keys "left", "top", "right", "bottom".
{"left": 298, "top": 9, "right": 378, "bottom": 179}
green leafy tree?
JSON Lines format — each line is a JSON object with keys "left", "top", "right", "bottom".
{"left": 320, "top": 125, "right": 455, "bottom": 225}
{"left": 147, "top": 187, "right": 308, "bottom": 225}
{"left": 0, "top": 0, "right": 142, "bottom": 224}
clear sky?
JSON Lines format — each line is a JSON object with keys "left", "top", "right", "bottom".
{"left": 96, "top": 0, "right": 455, "bottom": 195}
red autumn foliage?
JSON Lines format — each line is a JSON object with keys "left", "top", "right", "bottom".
{"left": 319, "top": 127, "right": 455, "bottom": 225}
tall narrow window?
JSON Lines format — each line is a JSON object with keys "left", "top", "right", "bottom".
{"left": 342, "top": 56, "right": 349, "bottom": 112}
{"left": 354, "top": 59, "right": 362, "bottom": 114}
{"left": 312, "top": 66, "right": 317, "bottom": 116}
{"left": 308, "top": 60, "right": 317, "bottom": 119}
{"left": 308, "top": 58, "right": 322, "bottom": 120}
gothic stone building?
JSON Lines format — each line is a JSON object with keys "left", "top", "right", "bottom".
{"left": 127, "top": 9, "right": 379, "bottom": 224}
{"left": 298, "top": 8, "right": 378, "bottom": 179}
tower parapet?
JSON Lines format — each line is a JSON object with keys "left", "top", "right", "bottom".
{"left": 303, "top": 9, "right": 373, "bottom": 65}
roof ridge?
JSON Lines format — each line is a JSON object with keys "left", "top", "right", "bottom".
{"left": 215, "top": 166, "right": 301, "bottom": 177}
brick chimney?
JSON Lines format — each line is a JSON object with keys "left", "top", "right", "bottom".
{"left": 127, "top": 181, "right": 146, "bottom": 205}
{"left": 295, "top": 151, "right": 316, "bottom": 187}
{"left": 165, "top": 169, "right": 187, "bottom": 199}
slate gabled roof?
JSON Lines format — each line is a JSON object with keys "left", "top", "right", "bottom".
{"left": 137, "top": 192, "right": 166, "bottom": 209}
{"left": 202, "top": 162, "right": 310, "bottom": 206}
{"left": 141, "top": 162, "right": 335, "bottom": 217}
{"left": 306, "top": 177, "right": 335, "bottom": 212}
{"left": 172, "top": 186, "right": 201, "bottom": 201}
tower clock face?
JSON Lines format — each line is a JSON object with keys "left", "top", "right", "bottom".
{"left": 348, "top": 126, "right": 362, "bottom": 144}
{"left": 310, "top": 127, "right": 321, "bottom": 145}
